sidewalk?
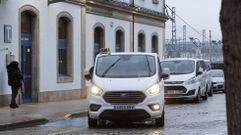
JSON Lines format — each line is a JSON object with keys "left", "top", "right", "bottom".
{"left": 0, "top": 99, "right": 88, "bottom": 130}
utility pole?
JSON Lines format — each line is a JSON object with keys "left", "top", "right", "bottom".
{"left": 171, "top": 7, "right": 177, "bottom": 57}
{"left": 183, "top": 25, "right": 186, "bottom": 57}
{"left": 183, "top": 25, "right": 186, "bottom": 45}
{"left": 202, "top": 29, "right": 206, "bottom": 45}
{"left": 209, "top": 30, "right": 212, "bottom": 61}
{"left": 202, "top": 29, "right": 206, "bottom": 59}
{"left": 209, "top": 30, "right": 212, "bottom": 46}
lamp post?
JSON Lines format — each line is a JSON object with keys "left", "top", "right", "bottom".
{"left": 189, "top": 37, "right": 202, "bottom": 58}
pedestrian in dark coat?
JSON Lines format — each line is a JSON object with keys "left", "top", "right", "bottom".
{"left": 6, "top": 61, "right": 23, "bottom": 109}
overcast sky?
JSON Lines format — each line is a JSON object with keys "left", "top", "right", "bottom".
{"left": 165, "top": 0, "right": 222, "bottom": 41}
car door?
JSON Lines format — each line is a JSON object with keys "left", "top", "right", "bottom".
{"left": 200, "top": 61, "right": 207, "bottom": 95}
{"left": 196, "top": 61, "right": 206, "bottom": 95}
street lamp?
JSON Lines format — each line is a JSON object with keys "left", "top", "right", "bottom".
{"left": 189, "top": 37, "right": 201, "bottom": 47}
{"left": 189, "top": 37, "right": 202, "bottom": 58}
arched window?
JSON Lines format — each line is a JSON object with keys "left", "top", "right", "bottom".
{"left": 116, "top": 30, "right": 124, "bottom": 52}
{"left": 138, "top": 33, "right": 145, "bottom": 52}
{"left": 152, "top": 35, "right": 158, "bottom": 53}
{"left": 58, "top": 16, "right": 73, "bottom": 77}
{"left": 94, "top": 26, "right": 105, "bottom": 58}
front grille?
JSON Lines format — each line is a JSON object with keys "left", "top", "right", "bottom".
{"left": 164, "top": 81, "right": 184, "bottom": 84}
{"left": 218, "top": 85, "right": 224, "bottom": 88}
{"left": 103, "top": 91, "right": 146, "bottom": 104}
{"left": 164, "top": 86, "right": 187, "bottom": 93}
{"left": 99, "top": 110, "right": 150, "bottom": 121}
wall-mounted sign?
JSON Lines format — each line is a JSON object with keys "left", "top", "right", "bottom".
{"left": 4, "top": 25, "right": 12, "bottom": 43}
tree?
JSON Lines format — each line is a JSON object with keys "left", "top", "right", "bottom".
{"left": 220, "top": 0, "right": 241, "bottom": 134}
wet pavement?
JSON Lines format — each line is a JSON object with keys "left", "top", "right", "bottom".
{"left": 0, "top": 93, "right": 227, "bottom": 135}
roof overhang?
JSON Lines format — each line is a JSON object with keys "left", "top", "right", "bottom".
{"left": 48, "top": 0, "right": 85, "bottom": 6}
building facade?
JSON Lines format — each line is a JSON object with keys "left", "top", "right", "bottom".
{"left": 0, "top": 0, "right": 168, "bottom": 106}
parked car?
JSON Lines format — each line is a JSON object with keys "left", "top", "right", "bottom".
{"left": 210, "top": 69, "right": 225, "bottom": 93}
{"left": 85, "top": 49, "right": 170, "bottom": 127}
{"left": 204, "top": 60, "right": 213, "bottom": 96}
{"left": 161, "top": 58, "right": 208, "bottom": 103}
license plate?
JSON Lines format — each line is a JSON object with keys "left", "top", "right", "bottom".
{"left": 113, "top": 105, "right": 135, "bottom": 110}
{"left": 167, "top": 90, "right": 181, "bottom": 94}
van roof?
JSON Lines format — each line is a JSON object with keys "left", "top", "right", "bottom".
{"left": 161, "top": 58, "right": 201, "bottom": 62}
{"left": 97, "top": 52, "right": 158, "bottom": 57}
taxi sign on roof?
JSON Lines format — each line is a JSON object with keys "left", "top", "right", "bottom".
{"left": 100, "top": 48, "right": 110, "bottom": 54}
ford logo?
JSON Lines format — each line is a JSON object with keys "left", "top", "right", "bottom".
{"left": 120, "top": 93, "right": 129, "bottom": 97}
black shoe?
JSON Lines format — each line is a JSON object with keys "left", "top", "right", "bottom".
{"left": 13, "top": 104, "right": 19, "bottom": 108}
{"left": 9, "top": 103, "right": 17, "bottom": 109}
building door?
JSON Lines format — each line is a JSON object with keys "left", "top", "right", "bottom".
{"left": 21, "top": 33, "right": 33, "bottom": 103}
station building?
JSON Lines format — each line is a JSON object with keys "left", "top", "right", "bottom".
{"left": 0, "top": 0, "right": 168, "bottom": 106}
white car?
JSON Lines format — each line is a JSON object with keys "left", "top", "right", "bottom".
{"left": 161, "top": 58, "right": 208, "bottom": 103}
{"left": 210, "top": 69, "right": 225, "bottom": 93}
{"left": 85, "top": 51, "right": 169, "bottom": 127}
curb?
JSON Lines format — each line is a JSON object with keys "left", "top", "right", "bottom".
{"left": 67, "top": 110, "right": 88, "bottom": 119}
{"left": 0, "top": 118, "right": 49, "bottom": 131}
{"left": 0, "top": 110, "right": 88, "bottom": 131}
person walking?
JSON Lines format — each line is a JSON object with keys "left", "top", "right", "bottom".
{"left": 6, "top": 61, "right": 23, "bottom": 109}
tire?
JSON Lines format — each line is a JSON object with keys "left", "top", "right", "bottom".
{"left": 208, "top": 88, "right": 213, "bottom": 96}
{"left": 155, "top": 110, "right": 165, "bottom": 127}
{"left": 202, "top": 87, "right": 208, "bottom": 100}
{"left": 98, "top": 119, "right": 106, "bottom": 127}
{"left": 88, "top": 114, "right": 98, "bottom": 128}
{"left": 194, "top": 89, "right": 201, "bottom": 103}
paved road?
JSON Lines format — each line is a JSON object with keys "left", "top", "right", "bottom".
{"left": 0, "top": 93, "right": 227, "bottom": 135}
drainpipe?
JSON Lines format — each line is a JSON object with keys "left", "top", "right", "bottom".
{"left": 131, "top": 0, "right": 135, "bottom": 52}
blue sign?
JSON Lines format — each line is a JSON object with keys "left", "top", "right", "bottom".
{"left": 4, "top": 25, "right": 12, "bottom": 43}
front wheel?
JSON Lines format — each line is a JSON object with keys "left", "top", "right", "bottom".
{"left": 88, "top": 114, "right": 98, "bottom": 128}
{"left": 155, "top": 110, "right": 165, "bottom": 127}
{"left": 208, "top": 88, "right": 213, "bottom": 96}
{"left": 202, "top": 87, "right": 208, "bottom": 100}
{"left": 194, "top": 90, "right": 201, "bottom": 103}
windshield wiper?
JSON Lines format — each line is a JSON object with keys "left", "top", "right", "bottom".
{"left": 145, "top": 56, "right": 151, "bottom": 77}
{"left": 171, "top": 72, "right": 184, "bottom": 75}
{"left": 101, "top": 58, "right": 121, "bottom": 77}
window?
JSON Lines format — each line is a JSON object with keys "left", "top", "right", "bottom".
{"left": 196, "top": 61, "right": 204, "bottom": 75}
{"left": 138, "top": 33, "right": 145, "bottom": 52}
{"left": 152, "top": 35, "right": 158, "bottom": 53}
{"left": 116, "top": 30, "right": 124, "bottom": 52}
{"left": 57, "top": 14, "right": 73, "bottom": 82}
{"left": 152, "top": 0, "right": 159, "bottom": 4}
{"left": 94, "top": 26, "right": 105, "bottom": 59}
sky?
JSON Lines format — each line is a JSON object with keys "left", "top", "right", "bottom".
{"left": 165, "top": 0, "right": 222, "bottom": 41}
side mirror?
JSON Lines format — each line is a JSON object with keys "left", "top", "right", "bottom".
{"left": 196, "top": 67, "right": 203, "bottom": 76}
{"left": 161, "top": 68, "right": 170, "bottom": 80}
{"left": 84, "top": 67, "right": 94, "bottom": 81}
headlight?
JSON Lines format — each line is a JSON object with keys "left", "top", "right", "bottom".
{"left": 185, "top": 77, "right": 196, "bottom": 85}
{"left": 89, "top": 85, "right": 103, "bottom": 96}
{"left": 146, "top": 84, "right": 161, "bottom": 96}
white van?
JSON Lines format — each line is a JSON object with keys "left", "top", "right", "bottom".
{"left": 160, "top": 58, "right": 208, "bottom": 103}
{"left": 85, "top": 51, "right": 169, "bottom": 127}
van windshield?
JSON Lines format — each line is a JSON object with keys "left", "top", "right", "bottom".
{"left": 96, "top": 55, "right": 156, "bottom": 78}
{"left": 161, "top": 60, "right": 195, "bottom": 75}
{"left": 210, "top": 70, "right": 224, "bottom": 77}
